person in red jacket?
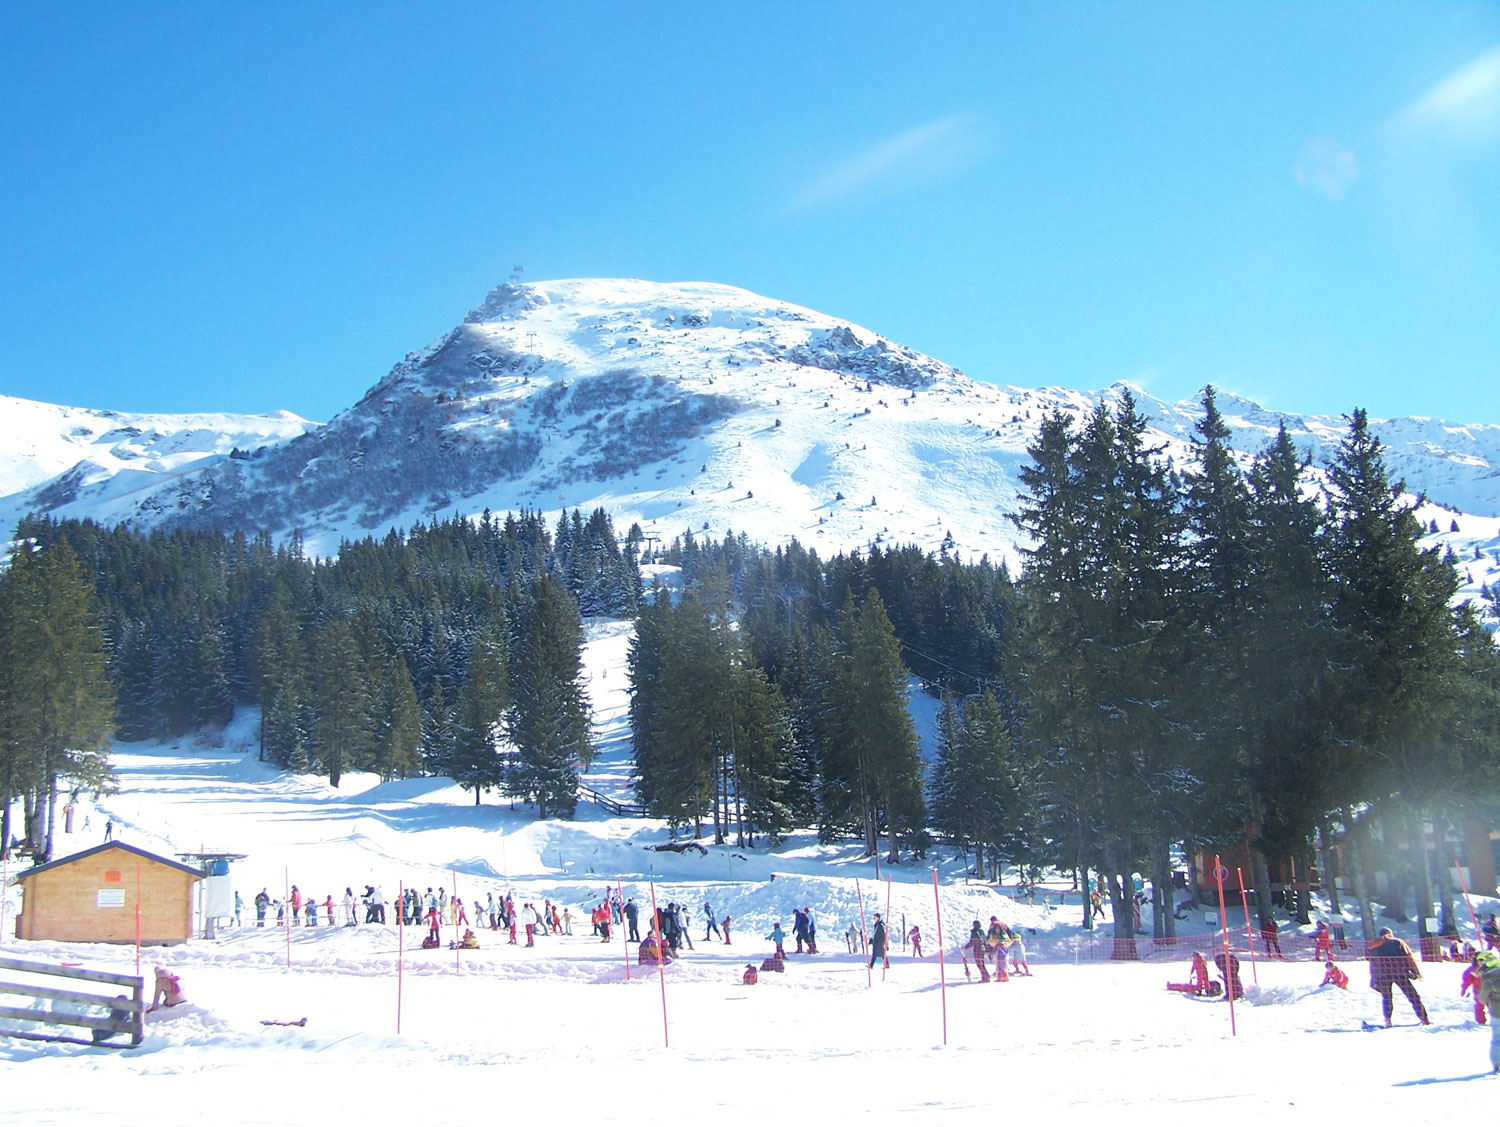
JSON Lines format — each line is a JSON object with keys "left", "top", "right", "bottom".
{"left": 1312, "top": 921, "right": 1333, "bottom": 962}
{"left": 1320, "top": 960, "right": 1349, "bottom": 989}
{"left": 1462, "top": 956, "right": 1489, "bottom": 1024}
{"left": 1168, "top": 951, "right": 1213, "bottom": 995}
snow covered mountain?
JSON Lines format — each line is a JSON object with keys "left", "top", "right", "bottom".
{"left": 0, "top": 395, "right": 315, "bottom": 538}
{"left": 3, "top": 278, "right": 1498, "bottom": 596}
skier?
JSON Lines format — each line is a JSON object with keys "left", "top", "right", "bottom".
{"left": 233, "top": 891, "right": 243, "bottom": 927}
{"left": 1168, "top": 951, "right": 1213, "bottom": 995}
{"left": 1010, "top": 928, "right": 1032, "bottom": 976}
{"left": 869, "top": 912, "right": 889, "bottom": 970}
{"left": 289, "top": 885, "right": 302, "bottom": 925}
{"left": 1484, "top": 914, "right": 1500, "bottom": 950}
{"left": 342, "top": 887, "right": 357, "bottom": 926}
{"left": 968, "top": 921, "right": 991, "bottom": 983}
{"left": 303, "top": 896, "right": 316, "bottom": 927}
{"left": 792, "top": 908, "right": 809, "bottom": 954}
{"left": 1214, "top": 951, "right": 1244, "bottom": 1000}
{"left": 986, "top": 917, "right": 1012, "bottom": 982}
{"left": 908, "top": 924, "right": 923, "bottom": 958}
{"left": 324, "top": 894, "right": 335, "bottom": 926}
{"left": 624, "top": 898, "right": 640, "bottom": 942}
{"left": 1312, "top": 920, "right": 1333, "bottom": 962}
{"left": 1473, "top": 950, "right": 1500, "bottom": 1071}
{"left": 1368, "top": 928, "right": 1429, "bottom": 1027}
{"left": 1320, "top": 960, "right": 1349, "bottom": 990}
{"left": 1462, "top": 954, "right": 1489, "bottom": 1024}
{"left": 254, "top": 888, "right": 270, "bottom": 927}
{"left": 704, "top": 902, "right": 721, "bottom": 942}
{"left": 1260, "top": 914, "right": 1284, "bottom": 959}
{"left": 846, "top": 923, "right": 860, "bottom": 953}
{"left": 804, "top": 906, "right": 818, "bottom": 954}
{"left": 766, "top": 921, "right": 787, "bottom": 961}
{"left": 721, "top": 914, "right": 732, "bottom": 944}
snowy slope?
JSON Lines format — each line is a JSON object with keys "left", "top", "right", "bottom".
{"left": 5, "top": 617, "right": 1499, "bottom": 1123}
{"left": 0, "top": 395, "right": 315, "bottom": 536}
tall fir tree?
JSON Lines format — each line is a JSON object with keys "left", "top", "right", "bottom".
{"left": 0, "top": 540, "right": 116, "bottom": 860}
{"left": 506, "top": 574, "right": 591, "bottom": 818}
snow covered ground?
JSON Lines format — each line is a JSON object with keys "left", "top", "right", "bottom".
{"left": 5, "top": 621, "right": 1500, "bottom": 1121}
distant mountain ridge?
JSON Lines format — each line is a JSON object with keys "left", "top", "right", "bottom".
{"left": 3, "top": 279, "right": 1498, "bottom": 600}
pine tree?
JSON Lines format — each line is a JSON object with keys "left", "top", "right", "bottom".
{"left": 451, "top": 631, "right": 510, "bottom": 803}
{"left": 0, "top": 539, "right": 116, "bottom": 860}
{"left": 813, "top": 590, "right": 925, "bottom": 861}
{"left": 506, "top": 574, "right": 591, "bottom": 818}
{"left": 371, "top": 654, "right": 422, "bottom": 781}
{"left": 309, "top": 617, "right": 373, "bottom": 788}
{"left": 1325, "top": 408, "right": 1467, "bottom": 941}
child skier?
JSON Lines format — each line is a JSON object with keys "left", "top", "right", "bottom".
{"left": 1320, "top": 960, "right": 1350, "bottom": 990}
{"left": 1312, "top": 920, "right": 1333, "bottom": 962}
{"left": 766, "top": 921, "right": 786, "bottom": 961}
{"left": 1462, "top": 954, "right": 1488, "bottom": 1023}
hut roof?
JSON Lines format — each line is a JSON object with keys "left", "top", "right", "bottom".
{"left": 12, "top": 841, "right": 205, "bottom": 882}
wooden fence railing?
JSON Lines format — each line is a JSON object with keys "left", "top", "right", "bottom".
{"left": 0, "top": 956, "right": 144, "bottom": 1048}
{"left": 578, "top": 785, "right": 647, "bottom": 818}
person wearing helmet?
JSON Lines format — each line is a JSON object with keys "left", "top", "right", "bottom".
{"left": 1474, "top": 949, "right": 1500, "bottom": 1071}
{"left": 1368, "top": 928, "right": 1428, "bottom": 1027}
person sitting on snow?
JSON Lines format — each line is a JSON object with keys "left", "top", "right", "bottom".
{"left": 148, "top": 966, "right": 186, "bottom": 1011}
{"left": 1320, "top": 959, "right": 1349, "bottom": 990}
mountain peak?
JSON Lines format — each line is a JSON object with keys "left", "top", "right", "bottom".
{"left": 3, "top": 279, "right": 1498, "bottom": 607}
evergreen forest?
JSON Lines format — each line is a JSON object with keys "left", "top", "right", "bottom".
{"left": 2, "top": 391, "right": 1498, "bottom": 950}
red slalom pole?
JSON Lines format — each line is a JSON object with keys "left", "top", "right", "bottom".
{"left": 932, "top": 868, "right": 947, "bottom": 1046}
{"left": 856, "top": 878, "right": 871, "bottom": 989}
{"left": 648, "top": 880, "right": 669, "bottom": 1048}
{"left": 1237, "top": 867, "right": 1259, "bottom": 985}
{"left": 618, "top": 878, "right": 631, "bottom": 982}
{"left": 1215, "top": 855, "right": 1237, "bottom": 1036}
{"left": 397, "top": 880, "right": 404, "bottom": 1034}
{"left": 452, "top": 868, "right": 460, "bottom": 972}
{"left": 284, "top": 867, "right": 290, "bottom": 969}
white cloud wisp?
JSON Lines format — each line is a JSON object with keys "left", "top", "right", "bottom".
{"left": 792, "top": 114, "right": 987, "bottom": 210}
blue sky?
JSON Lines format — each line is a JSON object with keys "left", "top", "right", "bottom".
{"left": 3, "top": 3, "right": 1498, "bottom": 424}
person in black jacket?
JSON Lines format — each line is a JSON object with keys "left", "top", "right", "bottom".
{"left": 1368, "top": 928, "right": 1429, "bottom": 1026}
{"left": 869, "top": 912, "right": 888, "bottom": 969}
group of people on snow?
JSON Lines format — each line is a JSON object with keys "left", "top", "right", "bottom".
{"left": 961, "top": 916, "right": 1030, "bottom": 982}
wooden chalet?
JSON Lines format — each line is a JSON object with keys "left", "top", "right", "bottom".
{"left": 11, "top": 841, "right": 203, "bottom": 945}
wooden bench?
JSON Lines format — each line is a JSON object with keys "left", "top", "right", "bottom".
{"left": 0, "top": 956, "right": 144, "bottom": 1048}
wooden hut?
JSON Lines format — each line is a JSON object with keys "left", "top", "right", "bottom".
{"left": 11, "top": 841, "right": 203, "bottom": 945}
